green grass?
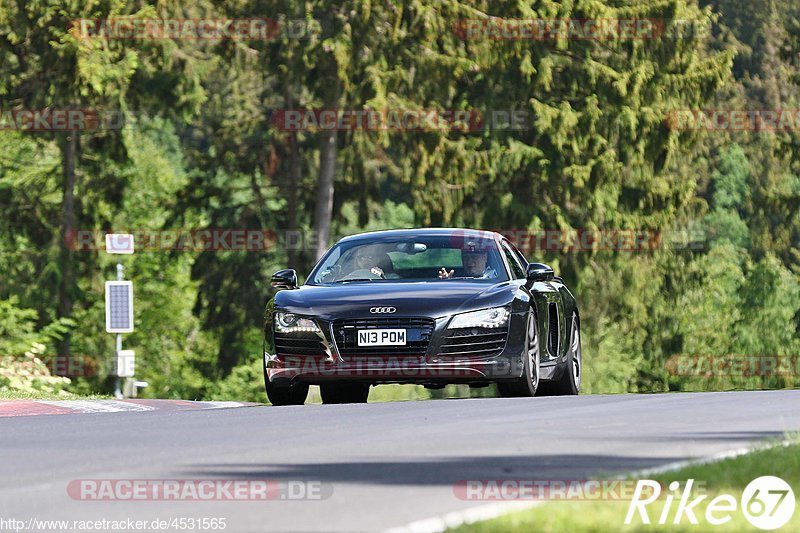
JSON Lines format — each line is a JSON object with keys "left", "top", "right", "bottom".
{"left": 368, "top": 383, "right": 497, "bottom": 402}
{"left": 450, "top": 438, "right": 800, "bottom": 533}
{"left": 0, "top": 389, "right": 112, "bottom": 400}
{"left": 298, "top": 383, "right": 498, "bottom": 405}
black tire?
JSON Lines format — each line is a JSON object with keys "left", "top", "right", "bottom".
{"left": 497, "top": 313, "right": 540, "bottom": 397}
{"left": 538, "top": 312, "right": 581, "bottom": 396}
{"left": 320, "top": 383, "right": 370, "bottom": 404}
{"left": 265, "top": 381, "right": 309, "bottom": 406}
{"left": 263, "top": 349, "right": 309, "bottom": 405}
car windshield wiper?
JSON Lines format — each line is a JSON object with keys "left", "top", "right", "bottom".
{"left": 331, "top": 278, "right": 376, "bottom": 283}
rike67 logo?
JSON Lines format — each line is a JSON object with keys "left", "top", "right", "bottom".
{"left": 626, "top": 477, "right": 795, "bottom": 530}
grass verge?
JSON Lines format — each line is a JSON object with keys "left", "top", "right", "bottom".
{"left": 450, "top": 438, "right": 800, "bottom": 532}
{"left": 0, "top": 389, "right": 112, "bottom": 400}
{"left": 300, "top": 383, "right": 498, "bottom": 404}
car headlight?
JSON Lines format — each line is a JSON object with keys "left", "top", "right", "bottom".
{"left": 274, "top": 312, "right": 322, "bottom": 334}
{"left": 449, "top": 306, "right": 510, "bottom": 329}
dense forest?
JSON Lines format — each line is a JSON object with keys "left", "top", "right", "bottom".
{"left": 1, "top": 0, "right": 799, "bottom": 401}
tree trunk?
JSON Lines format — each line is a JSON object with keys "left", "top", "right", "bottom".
{"left": 312, "top": 55, "right": 340, "bottom": 261}
{"left": 313, "top": 128, "right": 337, "bottom": 260}
{"left": 285, "top": 87, "right": 301, "bottom": 266}
{"left": 357, "top": 161, "right": 368, "bottom": 227}
{"left": 56, "top": 132, "right": 77, "bottom": 362}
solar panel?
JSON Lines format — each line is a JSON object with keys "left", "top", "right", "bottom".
{"left": 105, "top": 281, "right": 134, "bottom": 333}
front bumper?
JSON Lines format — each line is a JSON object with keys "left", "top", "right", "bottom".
{"left": 265, "top": 355, "right": 523, "bottom": 384}
{"left": 265, "top": 311, "right": 540, "bottom": 385}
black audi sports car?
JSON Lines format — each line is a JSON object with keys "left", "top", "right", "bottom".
{"left": 263, "top": 228, "right": 581, "bottom": 405}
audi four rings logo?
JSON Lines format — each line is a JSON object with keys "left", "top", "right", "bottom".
{"left": 370, "top": 306, "right": 396, "bottom": 314}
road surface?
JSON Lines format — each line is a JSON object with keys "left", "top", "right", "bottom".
{"left": 2, "top": 390, "right": 799, "bottom": 532}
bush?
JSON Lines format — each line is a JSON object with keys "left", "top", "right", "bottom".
{"left": 0, "top": 297, "right": 72, "bottom": 396}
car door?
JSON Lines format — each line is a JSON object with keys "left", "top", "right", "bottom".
{"left": 501, "top": 239, "right": 564, "bottom": 363}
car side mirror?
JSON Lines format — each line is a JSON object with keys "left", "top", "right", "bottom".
{"left": 271, "top": 269, "right": 298, "bottom": 289}
{"left": 526, "top": 263, "right": 554, "bottom": 283}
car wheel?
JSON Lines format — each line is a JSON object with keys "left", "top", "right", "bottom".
{"left": 497, "top": 313, "right": 540, "bottom": 397}
{"left": 538, "top": 312, "right": 581, "bottom": 396}
{"left": 265, "top": 382, "right": 309, "bottom": 406}
{"left": 320, "top": 383, "right": 370, "bottom": 404}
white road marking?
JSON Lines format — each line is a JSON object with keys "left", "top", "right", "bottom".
{"left": 38, "top": 400, "right": 155, "bottom": 413}
{"left": 384, "top": 502, "right": 542, "bottom": 533}
{"left": 0, "top": 399, "right": 258, "bottom": 417}
{"left": 199, "top": 401, "right": 252, "bottom": 409}
{"left": 628, "top": 438, "right": 793, "bottom": 478}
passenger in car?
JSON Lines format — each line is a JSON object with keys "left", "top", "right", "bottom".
{"left": 438, "top": 245, "right": 498, "bottom": 280}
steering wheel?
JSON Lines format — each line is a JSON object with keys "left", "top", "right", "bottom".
{"left": 338, "top": 268, "right": 384, "bottom": 281}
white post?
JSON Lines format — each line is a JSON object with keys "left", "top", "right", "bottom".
{"left": 114, "top": 262, "right": 124, "bottom": 399}
{"left": 105, "top": 234, "right": 134, "bottom": 399}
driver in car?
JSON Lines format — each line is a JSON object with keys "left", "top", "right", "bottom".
{"left": 352, "top": 245, "right": 400, "bottom": 279}
{"left": 439, "top": 245, "right": 497, "bottom": 280}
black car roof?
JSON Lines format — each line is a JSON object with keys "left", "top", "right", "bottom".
{"left": 336, "top": 228, "right": 500, "bottom": 244}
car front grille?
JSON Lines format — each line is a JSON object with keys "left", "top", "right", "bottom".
{"left": 274, "top": 331, "right": 328, "bottom": 358}
{"left": 439, "top": 326, "right": 509, "bottom": 358}
{"left": 332, "top": 317, "right": 435, "bottom": 358}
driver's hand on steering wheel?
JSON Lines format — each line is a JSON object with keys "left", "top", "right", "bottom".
{"left": 438, "top": 267, "right": 454, "bottom": 279}
{"left": 370, "top": 267, "right": 385, "bottom": 278}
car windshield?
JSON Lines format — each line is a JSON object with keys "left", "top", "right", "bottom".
{"left": 309, "top": 235, "right": 508, "bottom": 284}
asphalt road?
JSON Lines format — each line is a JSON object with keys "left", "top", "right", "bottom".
{"left": 2, "top": 390, "right": 800, "bottom": 532}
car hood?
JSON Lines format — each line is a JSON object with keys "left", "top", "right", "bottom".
{"left": 273, "top": 280, "right": 518, "bottom": 320}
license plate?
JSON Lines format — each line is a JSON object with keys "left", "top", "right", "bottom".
{"left": 357, "top": 329, "right": 407, "bottom": 346}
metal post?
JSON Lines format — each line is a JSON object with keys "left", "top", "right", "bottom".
{"left": 114, "top": 262, "right": 124, "bottom": 399}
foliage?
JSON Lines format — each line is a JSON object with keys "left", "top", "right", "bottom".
{"left": 0, "top": 0, "right": 798, "bottom": 400}
{"left": 0, "top": 297, "right": 72, "bottom": 395}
